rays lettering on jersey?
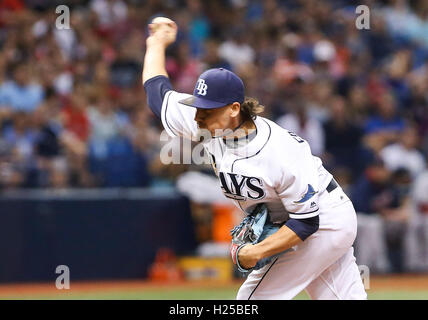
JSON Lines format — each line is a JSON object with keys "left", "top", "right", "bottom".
{"left": 218, "top": 172, "right": 265, "bottom": 201}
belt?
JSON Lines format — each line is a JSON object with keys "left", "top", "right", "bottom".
{"left": 326, "top": 178, "right": 339, "bottom": 193}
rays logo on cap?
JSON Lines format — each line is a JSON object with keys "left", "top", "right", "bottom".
{"left": 179, "top": 68, "right": 245, "bottom": 109}
{"left": 196, "top": 79, "right": 208, "bottom": 96}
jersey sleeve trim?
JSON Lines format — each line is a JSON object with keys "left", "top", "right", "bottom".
{"left": 161, "top": 90, "right": 178, "bottom": 137}
{"left": 288, "top": 208, "right": 319, "bottom": 219}
{"left": 285, "top": 215, "right": 319, "bottom": 241}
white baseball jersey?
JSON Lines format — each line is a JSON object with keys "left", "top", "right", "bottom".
{"left": 161, "top": 90, "right": 333, "bottom": 225}
{"left": 160, "top": 89, "right": 367, "bottom": 300}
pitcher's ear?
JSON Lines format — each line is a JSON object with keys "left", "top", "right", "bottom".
{"left": 229, "top": 102, "right": 241, "bottom": 118}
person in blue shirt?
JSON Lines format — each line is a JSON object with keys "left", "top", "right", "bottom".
{"left": 364, "top": 92, "right": 405, "bottom": 135}
{"left": 0, "top": 64, "right": 44, "bottom": 113}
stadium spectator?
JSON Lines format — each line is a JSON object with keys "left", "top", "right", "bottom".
{"left": 201, "top": 39, "right": 231, "bottom": 71}
{"left": 379, "top": 168, "right": 412, "bottom": 273}
{"left": 351, "top": 160, "right": 391, "bottom": 273}
{"left": 166, "top": 42, "right": 203, "bottom": 94}
{"left": 273, "top": 34, "right": 314, "bottom": 88}
{"left": 0, "top": 64, "right": 44, "bottom": 113}
{"left": 218, "top": 26, "right": 256, "bottom": 72}
{"left": 380, "top": 125, "right": 426, "bottom": 178}
{"left": 323, "top": 95, "right": 364, "bottom": 177}
{"left": 61, "top": 93, "right": 90, "bottom": 143}
{"left": 406, "top": 169, "right": 428, "bottom": 272}
{"left": 364, "top": 92, "right": 405, "bottom": 136}
{"left": 186, "top": 0, "right": 211, "bottom": 57}
{"left": 276, "top": 99, "right": 325, "bottom": 157}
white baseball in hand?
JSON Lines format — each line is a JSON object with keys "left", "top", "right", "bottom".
{"left": 148, "top": 17, "right": 178, "bottom": 46}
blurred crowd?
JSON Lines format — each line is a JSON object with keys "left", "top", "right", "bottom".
{"left": 1, "top": 0, "right": 428, "bottom": 272}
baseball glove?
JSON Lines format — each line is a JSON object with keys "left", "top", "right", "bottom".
{"left": 230, "top": 203, "right": 289, "bottom": 273}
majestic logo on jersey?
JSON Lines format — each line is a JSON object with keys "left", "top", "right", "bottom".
{"left": 219, "top": 172, "right": 265, "bottom": 201}
{"left": 294, "top": 184, "right": 318, "bottom": 204}
{"left": 196, "top": 79, "right": 208, "bottom": 96}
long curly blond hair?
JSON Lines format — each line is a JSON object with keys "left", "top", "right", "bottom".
{"left": 240, "top": 97, "right": 265, "bottom": 121}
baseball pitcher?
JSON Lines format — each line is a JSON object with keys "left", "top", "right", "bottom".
{"left": 143, "top": 17, "right": 367, "bottom": 300}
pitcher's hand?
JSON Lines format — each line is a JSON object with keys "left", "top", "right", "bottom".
{"left": 147, "top": 17, "right": 177, "bottom": 48}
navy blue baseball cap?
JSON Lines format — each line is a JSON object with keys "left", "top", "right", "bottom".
{"left": 179, "top": 68, "right": 245, "bottom": 109}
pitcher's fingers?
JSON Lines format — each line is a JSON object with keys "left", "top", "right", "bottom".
{"left": 151, "top": 21, "right": 173, "bottom": 33}
{"left": 148, "top": 23, "right": 154, "bottom": 35}
{"left": 167, "top": 21, "right": 178, "bottom": 30}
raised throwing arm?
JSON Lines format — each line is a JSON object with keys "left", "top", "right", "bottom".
{"left": 142, "top": 17, "right": 177, "bottom": 84}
